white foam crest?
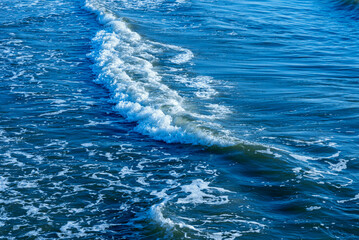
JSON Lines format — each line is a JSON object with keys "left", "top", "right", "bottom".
{"left": 39, "top": 109, "right": 70, "bottom": 117}
{"left": 85, "top": 120, "right": 112, "bottom": 126}
{"left": 84, "top": 0, "right": 235, "bottom": 147}
{"left": 328, "top": 158, "right": 348, "bottom": 172}
{"left": 164, "top": 44, "right": 194, "bottom": 64}
{"left": 119, "top": 166, "right": 140, "bottom": 178}
{"left": 207, "top": 104, "right": 232, "bottom": 119}
{"left": 149, "top": 199, "right": 198, "bottom": 230}
{"left": 272, "top": 145, "right": 342, "bottom": 163}
{"left": 306, "top": 206, "right": 321, "bottom": 211}
{"left": 150, "top": 189, "right": 169, "bottom": 199}
{"left": 177, "top": 179, "right": 231, "bottom": 205}
{"left": 136, "top": 176, "right": 150, "bottom": 186}
{"left": 175, "top": 75, "right": 217, "bottom": 99}
{"left": 337, "top": 193, "right": 359, "bottom": 204}
{"left": 210, "top": 231, "right": 243, "bottom": 240}
{"left": 81, "top": 143, "right": 94, "bottom": 147}
{"left": 289, "top": 153, "right": 316, "bottom": 162}
{"left": 171, "top": 49, "right": 194, "bottom": 64}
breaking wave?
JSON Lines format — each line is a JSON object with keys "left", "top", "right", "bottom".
{"left": 84, "top": 0, "right": 236, "bottom": 147}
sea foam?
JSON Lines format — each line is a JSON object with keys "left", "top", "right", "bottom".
{"left": 84, "top": 0, "right": 235, "bottom": 146}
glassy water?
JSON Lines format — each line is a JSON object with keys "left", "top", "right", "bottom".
{"left": 0, "top": 0, "right": 358, "bottom": 239}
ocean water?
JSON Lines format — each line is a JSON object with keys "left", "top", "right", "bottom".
{"left": 0, "top": 0, "right": 359, "bottom": 239}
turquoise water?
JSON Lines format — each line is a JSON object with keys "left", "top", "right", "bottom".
{"left": 0, "top": 0, "right": 358, "bottom": 239}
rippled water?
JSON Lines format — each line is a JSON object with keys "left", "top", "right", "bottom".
{"left": 1, "top": 0, "right": 358, "bottom": 239}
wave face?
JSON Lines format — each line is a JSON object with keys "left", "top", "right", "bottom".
{"left": 84, "top": 0, "right": 235, "bottom": 147}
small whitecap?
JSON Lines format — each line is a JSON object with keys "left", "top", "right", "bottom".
{"left": 149, "top": 200, "right": 197, "bottom": 230}
{"left": 81, "top": 143, "right": 94, "bottom": 147}
{"left": 176, "top": 179, "right": 231, "bottom": 205}
{"left": 170, "top": 49, "right": 194, "bottom": 64}
{"left": 328, "top": 159, "right": 348, "bottom": 172}
{"left": 306, "top": 206, "right": 321, "bottom": 211}
{"left": 136, "top": 177, "right": 150, "bottom": 186}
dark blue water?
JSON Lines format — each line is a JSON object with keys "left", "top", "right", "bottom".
{"left": 0, "top": 0, "right": 358, "bottom": 239}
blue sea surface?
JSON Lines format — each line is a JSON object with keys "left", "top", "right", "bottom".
{"left": 0, "top": 0, "right": 358, "bottom": 239}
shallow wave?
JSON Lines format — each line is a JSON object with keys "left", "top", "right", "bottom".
{"left": 84, "top": 0, "right": 236, "bottom": 146}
